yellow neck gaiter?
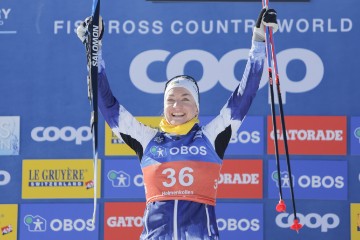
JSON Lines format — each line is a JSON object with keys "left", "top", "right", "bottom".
{"left": 159, "top": 117, "right": 199, "bottom": 135}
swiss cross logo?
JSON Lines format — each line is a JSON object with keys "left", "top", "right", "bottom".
{"left": 267, "top": 116, "right": 347, "bottom": 155}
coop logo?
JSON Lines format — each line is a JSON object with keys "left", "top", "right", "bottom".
{"left": 31, "top": 126, "right": 91, "bottom": 145}
{"left": 0, "top": 170, "right": 11, "bottom": 186}
{"left": 169, "top": 145, "right": 207, "bottom": 156}
{"left": 130, "top": 48, "right": 323, "bottom": 104}
{"left": 276, "top": 213, "right": 340, "bottom": 232}
{"left": 217, "top": 218, "right": 260, "bottom": 232}
{"left": 271, "top": 171, "right": 344, "bottom": 189}
{"left": 150, "top": 146, "right": 167, "bottom": 158}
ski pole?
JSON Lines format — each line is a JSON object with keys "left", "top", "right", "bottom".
{"left": 85, "top": 0, "right": 101, "bottom": 226}
{"left": 262, "top": 0, "right": 302, "bottom": 232}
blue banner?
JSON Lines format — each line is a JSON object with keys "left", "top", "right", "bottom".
{"left": 0, "top": 0, "right": 359, "bottom": 239}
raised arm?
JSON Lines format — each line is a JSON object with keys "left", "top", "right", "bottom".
{"left": 76, "top": 17, "right": 157, "bottom": 159}
{"left": 203, "top": 8, "right": 278, "bottom": 156}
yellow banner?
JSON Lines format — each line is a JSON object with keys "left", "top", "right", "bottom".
{"left": 22, "top": 159, "right": 101, "bottom": 199}
{"left": 105, "top": 116, "right": 162, "bottom": 156}
{"left": 351, "top": 203, "right": 360, "bottom": 240}
{"left": 0, "top": 204, "right": 18, "bottom": 240}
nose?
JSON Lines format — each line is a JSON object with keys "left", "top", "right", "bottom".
{"left": 172, "top": 100, "right": 181, "bottom": 108}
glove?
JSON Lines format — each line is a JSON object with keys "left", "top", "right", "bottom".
{"left": 77, "top": 16, "right": 104, "bottom": 44}
{"left": 252, "top": 8, "right": 278, "bottom": 42}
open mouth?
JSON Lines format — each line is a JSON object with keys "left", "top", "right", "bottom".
{"left": 172, "top": 113, "right": 185, "bottom": 117}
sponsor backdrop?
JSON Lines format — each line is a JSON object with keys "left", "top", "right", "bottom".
{"left": 0, "top": 0, "right": 359, "bottom": 239}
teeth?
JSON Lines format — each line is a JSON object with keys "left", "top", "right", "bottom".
{"left": 172, "top": 113, "right": 184, "bottom": 116}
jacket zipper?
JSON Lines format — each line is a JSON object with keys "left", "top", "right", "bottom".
{"left": 205, "top": 204, "right": 211, "bottom": 236}
{"left": 174, "top": 200, "right": 178, "bottom": 240}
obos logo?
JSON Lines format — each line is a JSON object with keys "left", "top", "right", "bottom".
{"left": 217, "top": 218, "right": 260, "bottom": 232}
{"left": 271, "top": 171, "right": 344, "bottom": 189}
{"left": 169, "top": 145, "right": 207, "bottom": 156}
{"left": 150, "top": 146, "right": 167, "bottom": 158}
{"left": 31, "top": 126, "right": 91, "bottom": 145}
{"left": 107, "top": 170, "right": 138, "bottom": 187}
{"left": 0, "top": 170, "right": 11, "bottom": 186}
{"left": 130, "top": 48, "right": 324, "bottom": 104}
{"left": 269, "top": 160, "right": 347, "bottom": 200}
{"left": 215, "top": 203, "right": 263, "bottom": 239}
{"left": 24, "top": 215, "right": 95, "bottom": 232}
{"left": 229, "top": 131, "right": 260, "bottom": 144}
{"left": 276, "top": 213, "right": 340, "bottom": 232}
{"left": 20, "top": 203, "right": 98, "bottom": 240}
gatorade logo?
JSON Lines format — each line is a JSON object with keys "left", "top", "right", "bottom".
{"left": 267, "top": 116, "right": 346, "bottom": 155}
{"left": 104, "top": 202, "right": 145, "bottom": 240}
{"left": 106, "top": 216, "right": 143, "bottom": 228}
{"left": 217, "top": 160, "right": 262, "bottom": 199}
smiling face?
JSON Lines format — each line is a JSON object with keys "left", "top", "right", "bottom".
{"left": 164, "top": 87, "right": 199, "bottom": 126}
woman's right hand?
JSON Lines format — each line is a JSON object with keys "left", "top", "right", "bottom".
{"left": 76, "top": 16, "right": 104, "bottom": 44}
